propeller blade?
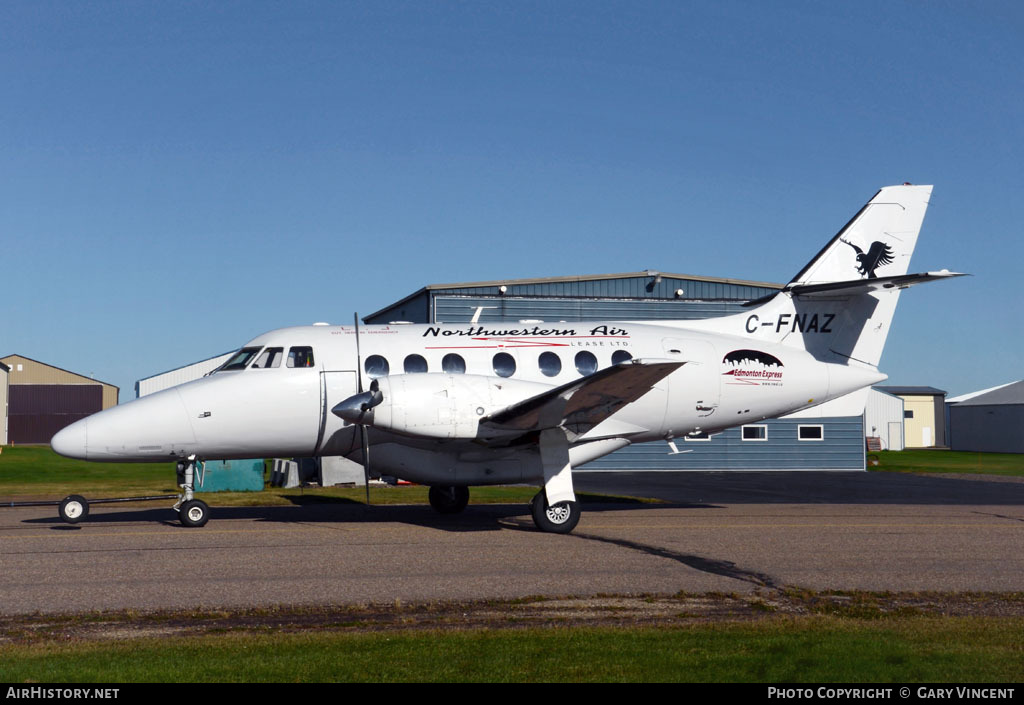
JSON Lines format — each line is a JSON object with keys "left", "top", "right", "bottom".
{"left": 353, "top": 312, "right": 371, "bottom": 505}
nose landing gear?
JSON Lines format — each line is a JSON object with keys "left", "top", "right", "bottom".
{"left": 173, "top": 457, "right": 210, "bottom": 528}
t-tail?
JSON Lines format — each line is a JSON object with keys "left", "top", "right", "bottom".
{"left": 693, "top": 184, "right": 965, "bottom": 369}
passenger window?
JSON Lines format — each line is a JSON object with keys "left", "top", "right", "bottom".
{"left": 220, "top": 347, "right": 262, "bottom": 371}
{"left": 442, "top": 353, "right": 466, "bottom": 374}
{"left": 252, "top": 347, "right": 283, "bottom": 369}
{"left": 538, "top": 351, "right": 561, "bottom": 377}
{"left": 492, "top": 352, "right": 516, "bottom": 378}
{"left": 611, "top": 350, "right": 633, "bottom": 365}
{"left": 575, "top": 351, "right": 598, "bottom": 376}
{"left": 365, "top": 354, "right": 389, "bottom": 379}
{"left": 287, "top": 346, "right": 315, "bottom": 368}
{"left": 404, "top": 354, "right": 428, "bottom": 373}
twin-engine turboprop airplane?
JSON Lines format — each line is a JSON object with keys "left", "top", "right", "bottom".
{"left": 52, "top": 184, "right": 963, "bottom": 532}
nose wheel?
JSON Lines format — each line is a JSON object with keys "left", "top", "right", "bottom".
{"left": 178, "top": 499, "right": 210, "bottom": 528}
{"left": 173, "top": 457, "right": 210, "bottom": 527}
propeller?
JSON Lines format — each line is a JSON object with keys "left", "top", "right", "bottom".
{"left": 354, "top": 312, "right": 372, "bottom": 506}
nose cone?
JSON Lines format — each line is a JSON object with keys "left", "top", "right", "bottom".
{"left": 51, "top": 419, "right": 89, "bottom": 459}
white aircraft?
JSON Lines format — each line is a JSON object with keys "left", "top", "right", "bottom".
{"left": 51, "top": 184, "right": 962, "bottom": 532}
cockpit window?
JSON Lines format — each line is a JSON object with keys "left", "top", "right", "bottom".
{"left": 252, "top": 347, "right": 284, "bottom": 369}
{"left": 287, "top": 346, "right": 316, "bottom": 368}
{"left": 219, "top": 347, "right": 262, "bottom": 372}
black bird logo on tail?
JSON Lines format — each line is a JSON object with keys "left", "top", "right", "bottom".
{"left": 840, "top": 238, "right": 895, "bottom": 278}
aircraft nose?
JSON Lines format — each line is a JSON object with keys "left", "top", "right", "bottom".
{"left": 51, "top": 418, "right": 89, "bottom": 459}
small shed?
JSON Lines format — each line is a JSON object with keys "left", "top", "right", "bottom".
{"left": 866, "top": 387, "right": 905, "bottom": 451}
{"left": 874, "top": 386, "right": 947, "bottom": 448}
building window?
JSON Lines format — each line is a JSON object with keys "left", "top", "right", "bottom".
{"left": 442, "top": 353, "right": 466, "bottom": 374}
{"left": 492, "top": 352, "right": 516, "bottom": 378}
{"left": 538, "top": 352, "right": 561, "bottom": 377}
{"left": 798, "top": 425, "right": 824, "bottom": 441}
{"left": 403, "top": 354, "right": 428, "bottom": 373}
{"left": 364, "top": 355, "right": 389, "bottom": 379}
{"left": 684, "top": 431, "right": 711, "bottom": 442}
{"left": 904, "top": 410, "right": 914, "bottom": 419}
{"left": 741, "top": 425, "right": 767, "bottom": 441}
{"left": 611, "top": 350, "right": 633, "bottom": 365}
{"left": 575, "top": 351, "right": 598, "bottom": 376}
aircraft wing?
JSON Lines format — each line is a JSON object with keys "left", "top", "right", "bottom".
{"left": 478, "top": 359, "right": 683, "bottom": 442}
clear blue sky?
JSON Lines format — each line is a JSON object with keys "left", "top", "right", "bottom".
{"left": 2, "top": 1, "right": 1021, "bottom": 399}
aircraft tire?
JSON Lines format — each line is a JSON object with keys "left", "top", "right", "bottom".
{"left": 179, "top": 499, "right": 210, "bottom": 528}
{"left": 58, "top": 495, "right": 89, "bottom": 524}
{"left": 530, "top": 491, "right": 580, "bottom": 534}
{"left": 428, "top": 485, "right": 470, "bottom": 514}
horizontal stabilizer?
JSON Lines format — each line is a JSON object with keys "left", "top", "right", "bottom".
{"left": 479, "top": 360, "right": 682, "bottom": 440}
{"left": 787, "top": 270, "right": 967, "bottom": 299}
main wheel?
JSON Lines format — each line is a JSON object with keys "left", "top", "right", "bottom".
{"left": 428, "top": 485, "right": 470, "bottom": 514}
{"left": 58, "top": 495, "right": 89, "bottom": 524}
{"left": 531, "top": 491, "right": 580, "bottom": 534}
{"left": 179, "top": 499, "right": 210, "bottom": 528}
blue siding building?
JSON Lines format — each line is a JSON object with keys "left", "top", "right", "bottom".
{"left": 365, "top": 270, "right": 865, "bottom": 472}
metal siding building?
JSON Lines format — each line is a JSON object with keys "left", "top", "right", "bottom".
{"left": 0, "top": 355, "right": 119, "bottom": 444}
{"left": 367, "top": 271, "right": 866, "bottom": 472}
{"left": 865, "top": 388, "right": 905, "bottom": 451}
{"left": 136, "top": 352, "right": 233, "bottom": 398}
{"left": 0, "top": 362, "right": 8, "bottom": 445}
{"left": 947, "top": 381, "right": 1024, "bottom": 454}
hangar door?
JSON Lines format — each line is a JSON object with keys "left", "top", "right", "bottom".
{"left": 8, "top": 384, "right": 103, "bottom": 444}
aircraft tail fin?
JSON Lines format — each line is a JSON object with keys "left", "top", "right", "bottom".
{"left": 788, "top": 184, "right": 933, "bottom": 286}
{"left": 691, "top": 184, "right": 964, "bottom": 368}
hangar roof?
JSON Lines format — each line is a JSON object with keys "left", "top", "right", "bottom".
{"left": 0, "top": 354, "right": 118, "bottom": 391}
{"left": 366, "top": 270, "right": 783, "bottom": 323}
{"left": 874, "top": 385, "right": 947, "bottom": 397}
{"left": 951, "top": 380, "right": 1024, "bottom": 407}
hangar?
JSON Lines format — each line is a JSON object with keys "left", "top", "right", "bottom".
{"left": 947, "top": 381, "right": 1024, "bottom": 454}
{"left": 0, "top": 355, "right": 119, "bottom": 444}
{"left": 365, "top": 270, "right": 867, "bottom": 471}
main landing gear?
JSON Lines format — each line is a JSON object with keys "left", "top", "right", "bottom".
{"left": 428, "top": 485, "right": 470, "bottom": 514}
{"left": 173, "top": 457, "right": 209, "bottom": 528}
{"left": 530, "top": 490, "right": 581, "bottom": 534}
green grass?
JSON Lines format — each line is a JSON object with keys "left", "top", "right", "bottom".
{"left": 873, "top": 449, "right": 1024, "bottom": 476}
{"left": 0, "top": 446, "right": 651, "bottom": 506}
{"left": 1, "top": 617, "right": 1021, "bottom": 682}
{"left": 4, "top": 445, "right": 1022, "bottom": 506}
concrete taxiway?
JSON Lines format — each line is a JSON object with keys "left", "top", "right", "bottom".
{"left": 1, "top": 471, "right": 1022, "bottom": 615}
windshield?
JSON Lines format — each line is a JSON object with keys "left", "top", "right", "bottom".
{"left": 217, "top": 347, "right": 262, "bottom": 372}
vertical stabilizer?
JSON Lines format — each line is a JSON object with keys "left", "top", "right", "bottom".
{"left": 685, "top": 185, "right": 941, "bottom": 368}
{"left": 789, "top": 184, "right": 932, "bottom": 286}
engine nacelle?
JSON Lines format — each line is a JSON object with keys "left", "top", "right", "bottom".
{"left": 336, "top": 374, "right": 551, "bottom": 439}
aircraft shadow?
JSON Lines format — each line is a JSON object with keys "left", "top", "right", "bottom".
{"left": 19, "top": 472, "right": 1023, "bottom": 531}
{"left": 575, "top": 471, "right": 1024, "bottom": 506}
